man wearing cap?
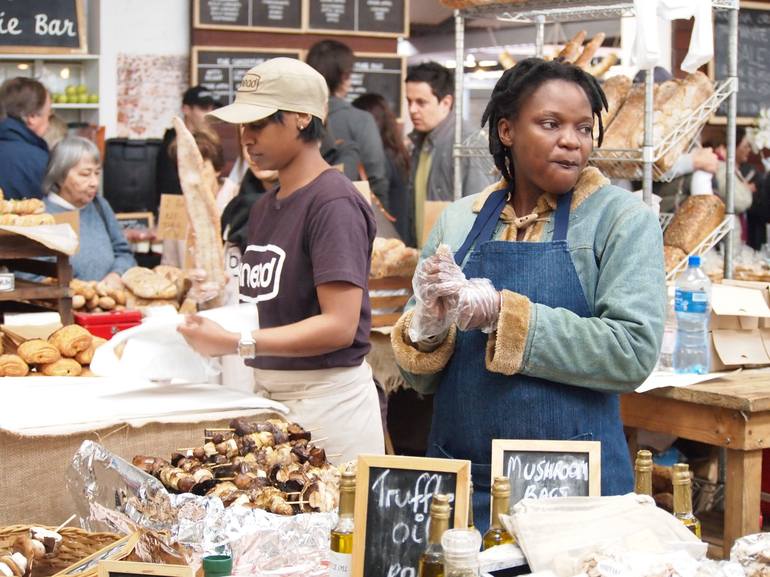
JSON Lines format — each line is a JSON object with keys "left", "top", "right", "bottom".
{"left": 155, "top": 85, "right": 221, "bottom": 205}
{"left": 178, "top": 58, "right": 386, "bottom": 464}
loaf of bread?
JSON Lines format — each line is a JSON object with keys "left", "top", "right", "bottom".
{"left": 599, "top": 75, "right": 632, "bottom": 131}
{"left": 574, "top": 33, "right": 605, "bottom": 69}
{"left": 122, "top": 267, "right": 178, "bottom": 299}
{"left": 601, "top": 83, "right": 646, "bottom": 150}
{"left": 0, "top": 354, "right": 29, "bottom": 376}
{"left": 664, "top": 195, "right": 726, "bottom": 253}
{"left": 557, "top": 30, "right": 587, "bottom": 63}
{"left": 17, "top": 339, "right": 61, "bottom": 364}
{"left": 663, "top": 245, "right": 687, "bottom": 273}
{"left": 370, "top": 238, "right": 419, "bottom": 279}
{"left": 40, "top": 358, "right": 82, "bottom": 376}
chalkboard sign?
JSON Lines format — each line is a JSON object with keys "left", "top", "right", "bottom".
{"left": 115, "top": 212, "right": 154, "bottom": 232}
{"left": 54, "top": 534, "right": 138, "bottom": 576}
{"left": 0, "top": 0, "right": 86, "bottom": 54}
{"left": 307, "top": 0, "right": 408, "bottom": 37}
{"left": 347, "top": 53, "right": 406, "bottom": 120}
{"left": 353, "top": 455, "right": 471, "bottom": 577}
{"left": 97, "top": 560, "right": 193, "bottom": 577}
{"left": 191, "top": 47, "right": 303, "bottom": 105}
{"left": 713, "top": 3, "right": 770, "bottom": 123}
{"left": 491, "top": 440, "right": 601, "bottom": 511}
{"left": 194, "top": 0, "right": 303, "bottom": 31}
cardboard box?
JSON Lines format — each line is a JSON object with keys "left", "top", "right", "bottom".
{"left": 722, "top": 279, "right": 770, "bottom": 328}
{"left": 708, "top": 284, "right": 770, "bottom": 371}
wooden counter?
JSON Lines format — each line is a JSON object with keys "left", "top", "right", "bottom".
{"left": 622, "top": 369, "right": 770, "bottom": 556}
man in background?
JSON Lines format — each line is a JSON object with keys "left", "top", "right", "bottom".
{"left": 0, "top": 78, "right": 51, "bottom": 199}
{"left": 406, "top": 62, "right": 494, "bottom": 247}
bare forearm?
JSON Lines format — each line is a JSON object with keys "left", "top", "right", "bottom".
{"left": 252, "top": 314, "right": 356, "bottom": 358}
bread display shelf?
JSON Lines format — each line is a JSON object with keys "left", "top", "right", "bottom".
{"left": 664, "top": 215, "right": 732, "bottom": 281}
{"left": 589, "top": 78, "right": 736, "bottom": 182}
{"left": 369, "top": 276, "right": 412, "bottom": 329}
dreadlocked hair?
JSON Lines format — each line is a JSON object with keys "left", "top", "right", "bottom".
{"left": 481, "top": 58, "right": 608, "bottom": 183}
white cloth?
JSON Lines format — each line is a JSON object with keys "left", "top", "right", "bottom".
{"left": 633, "top": 0, "right": 713, "bottom": 73}
{"left": 47, "top": 191, "right": 77, "bottom": 210}
{"left": 252, "top": 362, "right": 385, "bottom": 465}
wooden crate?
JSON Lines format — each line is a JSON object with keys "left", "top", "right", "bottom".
{"left": 369, "top": 276, "right": 412, "bottom": 328}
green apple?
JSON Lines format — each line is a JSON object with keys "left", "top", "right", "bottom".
{"left": 66, "top": 94, "right": 79, "bottom": 104}
{"left": 65, "top": 85, "right": 77, "bottom": 96}
{"left": 53, "top": 93, "right": 65, "bottom": 104}
{"left": 77, "top": 84, "right": 87, "bottom": 94}
{"left": 88, "top": 93, "right": 99, "bottom": 104}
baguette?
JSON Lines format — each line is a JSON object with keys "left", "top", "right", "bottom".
{"left": 574, "top": 33, "right": 605, "bottom": 69}
{"left": 588, "top": 52, "right": 618, "bottom": 78}
{"left": 557, "top": 30, "right": 587, "bottom": 63}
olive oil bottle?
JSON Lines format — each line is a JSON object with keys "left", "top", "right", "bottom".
{"left": 672, "top": 463, "right": 702, "bottom": 539}
{"left": 482, "top": 477, "right": 514, "bottom": 550}
{"left": 418, "top": 494, "right": 451, "bottom": 577}
{"left": 329, "top": 470, "right": 356, "bottom": 576}
{"left": 467, "top": 481, "right": 475, "bottom": 530}
{"left": 634, "top": 449, "right": 653, "bottom": 497}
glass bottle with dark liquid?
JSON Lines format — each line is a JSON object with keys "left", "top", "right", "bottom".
{"left": 418, "top": 493, "right": 451, "bottom": 577}
{"left": 329, "top": 470, "right": 356, "bottom": 576}
{"left": 673, "top": 463, "right": 702, "bottom": 539}
{"left": 482, "top": 476, "right": 514, "bottom": 550}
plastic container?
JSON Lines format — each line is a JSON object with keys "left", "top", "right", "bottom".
{"left": 657, "top": 285, "right": 676, "bottom": 371}
{"left": 202, "top": 554, "right": 232, "bottom": 577}
{"left": 442, "top": 528, "right": 482, "bottom": 577}
{"left": 673, "top": 255, "right": 712, "bottom": 374}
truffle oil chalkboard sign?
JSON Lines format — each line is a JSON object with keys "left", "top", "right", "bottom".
{"left": 353, "top": 454, "right": 470, "bottom": 577}
{"left": 0, "top": 0, "right": 86, "bottom": 54}
{"left": 491, "top": 439, "right": 600, "bottom": 509}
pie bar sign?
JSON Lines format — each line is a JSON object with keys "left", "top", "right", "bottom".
{"left": 0, "top": 0, "right": 87, "bottom": 54}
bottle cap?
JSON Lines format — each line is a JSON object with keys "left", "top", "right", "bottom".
{"left": 429, "top": 493, "right": 451, "bottom": 520}
{"left": 688, "top": 255, "right": 701, "bottom": 267}
{"left": 672, "top": 463, "right": 691, "bottom": 485}
{"left": 441, "top": 528, "right": 482, "bottom": 561}
{"left": 635, "top": 449, "right": 653, "bottom": 470}
{"left": 340, "top": 470, "right": 356, "bottom": 490}
{"left": 202, "top": 555, "right": 233, "bottom": 577}
{"left": 491, "top": 476, "right": 511, "bottom": 498}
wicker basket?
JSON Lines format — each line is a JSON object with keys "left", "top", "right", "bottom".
{"left": 0, "top": 526, "right": 121, "bottom": 577}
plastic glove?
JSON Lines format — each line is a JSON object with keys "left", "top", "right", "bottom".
{"left": 456, "top": 277, "right": 501, "bottom": 333}
{"left": 408, "top": 244, "right": 465, "bottom": 342}
{"left": 187, "top": 268, "right": 221, "bottom": 304}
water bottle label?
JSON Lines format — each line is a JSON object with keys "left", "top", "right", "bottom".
{"left": 675, "top": 289, "right": 708, "bottom": 313}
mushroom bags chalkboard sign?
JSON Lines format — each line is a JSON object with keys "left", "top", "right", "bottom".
{"left": 0, "top": 0, "right": 86, "bottom": 54}
{"left": 353, "top": 455, "right": 471, "bottom": 577}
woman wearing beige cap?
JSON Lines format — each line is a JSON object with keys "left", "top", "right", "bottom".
{"left": 178, "top": 58, "right": 385, "bottom": 463}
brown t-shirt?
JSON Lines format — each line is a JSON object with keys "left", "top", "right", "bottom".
{"left": 240, "top": 169, "right": 376, "bottom": 370}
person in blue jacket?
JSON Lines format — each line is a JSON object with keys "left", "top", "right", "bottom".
{"left": 0, "top": 77, "right": 51, "bottom": 200}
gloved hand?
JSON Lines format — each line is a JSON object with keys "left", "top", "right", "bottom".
{"left": 187, "top": 268, "right": 222, "bottom": 304}
{"left": 456, "top": 278, "right": 502, "bottom": 333}
{"left": 408, "top": 245, "right": 465, "bottom": 342}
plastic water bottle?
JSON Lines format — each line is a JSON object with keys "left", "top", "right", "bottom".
{"left": 673, "top": 256, "right": 711, "bottom": 374}
{"left": 657, "top": 286, "right": 676, "bottom": 371}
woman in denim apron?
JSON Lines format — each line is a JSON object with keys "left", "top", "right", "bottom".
{"left": 392, "top": 59, "right": 666, "bottom": 532}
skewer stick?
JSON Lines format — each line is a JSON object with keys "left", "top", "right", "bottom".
{"left": 55, "top": 514, "right": 77, "bottom": 532}
{"left": 217, "top": 477, "right": 235, "bottom": 481}
{"left": 286, "top": 500, "right": 310, "bottom": 505}
{"left": 311, "top": 437, "right": 328, "bottom": 444}
{"left": 209, "top": 463, "right": 232, "bottom": 469}
{"left": 176, "top": 448, "right": 196, "bottom": 452}
{"left": 206, "top": 428, "right": 236, "bottom": 431}
{"left": 327, "top": 453, "right": 342, "bottom": 458}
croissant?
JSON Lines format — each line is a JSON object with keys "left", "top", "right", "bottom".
{"left": 75, "top": 337, "right": 107, "bottom": 365}
{"left": 15, "top": 214, "right": 55, "bottom": 226}
{"left": 17, "top": 339, "right": 61, "bottom": 364}
{"left": 40, "top": 358, "right": 82, "bottom": 376}
{"left": 48, "top": 325, "right": 92, "bottom": 357}
{"left": 0, "top": 198, "right": 45, "bottom": 215}
{"left": 0, "top": 354, "right": 29, "bottom": 377}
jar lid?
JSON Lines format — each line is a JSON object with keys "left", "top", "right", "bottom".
{"left": 203, "top": 554, "right": 233, "bottom": 577}
{"left": 441, "top": 528, "right": 481, "bottom": 558}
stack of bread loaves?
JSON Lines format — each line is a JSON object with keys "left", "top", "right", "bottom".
{"left": 662, "top": 195, "right": 726, "bottom": 274}
{"left": 0, "top": 188, "right": 55, "bottom": 226}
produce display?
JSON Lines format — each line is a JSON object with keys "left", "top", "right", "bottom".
{"left": 51, "top": 85, "right": 99, "bottom": 104}
{"left": 132, "top": 418, "right": 339, "bottom": 516}
{"left": 0, "top": 324, "right": 105, "bottom": 377}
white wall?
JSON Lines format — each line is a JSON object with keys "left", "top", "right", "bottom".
{"left": 97, "top": 0, "right": 190, "bottom": 137}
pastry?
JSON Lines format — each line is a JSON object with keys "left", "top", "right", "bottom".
{"left": 0, "top": 198, "right": 45, "bottom": 215}
{"left": 154, "top": 265, "right": 186, "bottom": 296}
{"left": 40, "top": 358, "right": 82, "bottom": 376}
{"left": 48, "top": 325, "right": 93, "bottom": 357}
{"left": 13, "top": 213, "right": 55, "bottom": 226}
{"left": 0, "top": 354, "right": 29, "bottom": 377}
{"left": 75, "top": 336, "right": 107, "bottom": 365}
{"left": 17, "top": 339, "right": 61, "bottom": 364}
{"left": 72, "top": 294, "right": 86, "bottom": 309}
{"left": 122, "top": 267, "right": 178, "bottom": 299}
{"left": 664, "top": 195, "right": 726, "bottom": 253}
{"left": 663, "top": 246, "right": 687, "bottom": 273}
{"left": 574, "top": 33, "right": 605, "bottom": 69}
{"left": 173, "top": 117, "right": 226, "bottom": 303}
{"left": 557, "top": 30, "right": 587, "bottom": 63}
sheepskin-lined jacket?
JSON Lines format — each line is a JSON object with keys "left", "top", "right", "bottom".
{"left": 391, "top": 167, "right": 666, "bottom": 394}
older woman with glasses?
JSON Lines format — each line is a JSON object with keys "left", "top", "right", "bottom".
{"left": 43, "top": 136, "right": 136, "bottom": 282}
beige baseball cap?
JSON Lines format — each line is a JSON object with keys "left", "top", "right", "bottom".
{"left": 207, "top": 57, "right": 329, "bottom": 124}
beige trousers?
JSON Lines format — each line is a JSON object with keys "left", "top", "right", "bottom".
{"left": 252, "top": 362, "right": 385, "bottom": 465}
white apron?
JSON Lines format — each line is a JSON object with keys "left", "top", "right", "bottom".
{"left": 252, "top": 362, "right": 385, "bottom": 465}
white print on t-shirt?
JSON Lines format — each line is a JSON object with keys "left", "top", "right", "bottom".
{"left": 239, "top": 244, "right": 286, "bottom": 303}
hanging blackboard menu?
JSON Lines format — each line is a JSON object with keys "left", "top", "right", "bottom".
{"left": 307, "top": 0, "right": 408, "bottom": 37}
{"left": 491, "top": 439, "right": 601, "bottom": 510}
{"left": 194, "top": 0, "right": 303, "bottom": 32}
{"left": 0, "top": 0, "right": 86, "bottom": 54}
{"left": 191, "top": 47, "right": 303, "bottom": 105}
{"left": 713, "top": 3, "right": 770, "bottom": 123}
{"left": 352, "top": 455, "right": 471, "bottom": 577}
{"left": 347, "top": 53, "right": 406, "bottom": 119}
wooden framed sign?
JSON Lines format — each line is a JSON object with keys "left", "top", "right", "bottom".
{"left": 0, "top": 0, "right": 86, "bottom": 54}
{"left": 115, "top": 212, "right": 154, "bottom": 232}
{"left": 491, "top": 439, "right": 601, "bottom": 508}
{"left": 353, "top": 454, "right": 471, "bottom": 577}
{"left": 193, "top": 0, "right": 303, "bottom": 33}
{"left": 306, "top": 0, "right": 408, "bottom": 37}
{"left": 191, "top": 46, "right": 303, "bottom": 106}
{"left": 710, "top": 1, "right": 770, "bottom": 124}
{"left": 53, "top": 534, "right": 138, "bottom": 577}
{"left": 347, "top": 53, "right": 406, "bottom": 120}
{"left": 97, "top": 561, "right": 193, "bottom": 577}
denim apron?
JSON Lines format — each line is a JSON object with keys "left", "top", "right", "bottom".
{"left": 426, "top": 186, "right": 634, "bottom": 534}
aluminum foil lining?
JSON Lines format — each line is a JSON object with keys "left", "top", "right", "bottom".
{"left": 67, "top": 440, "right": 336, "bottom": 574}
{"left": 730, "top": 533, "right": 770, "bottom": 577}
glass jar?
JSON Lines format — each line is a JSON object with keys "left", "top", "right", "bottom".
{"left": 441, "top": 528, "right": 482, "bottom": 577}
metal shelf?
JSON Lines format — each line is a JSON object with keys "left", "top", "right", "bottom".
{"left": 665, "top": 216, "right": 733, "bottom": 281}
